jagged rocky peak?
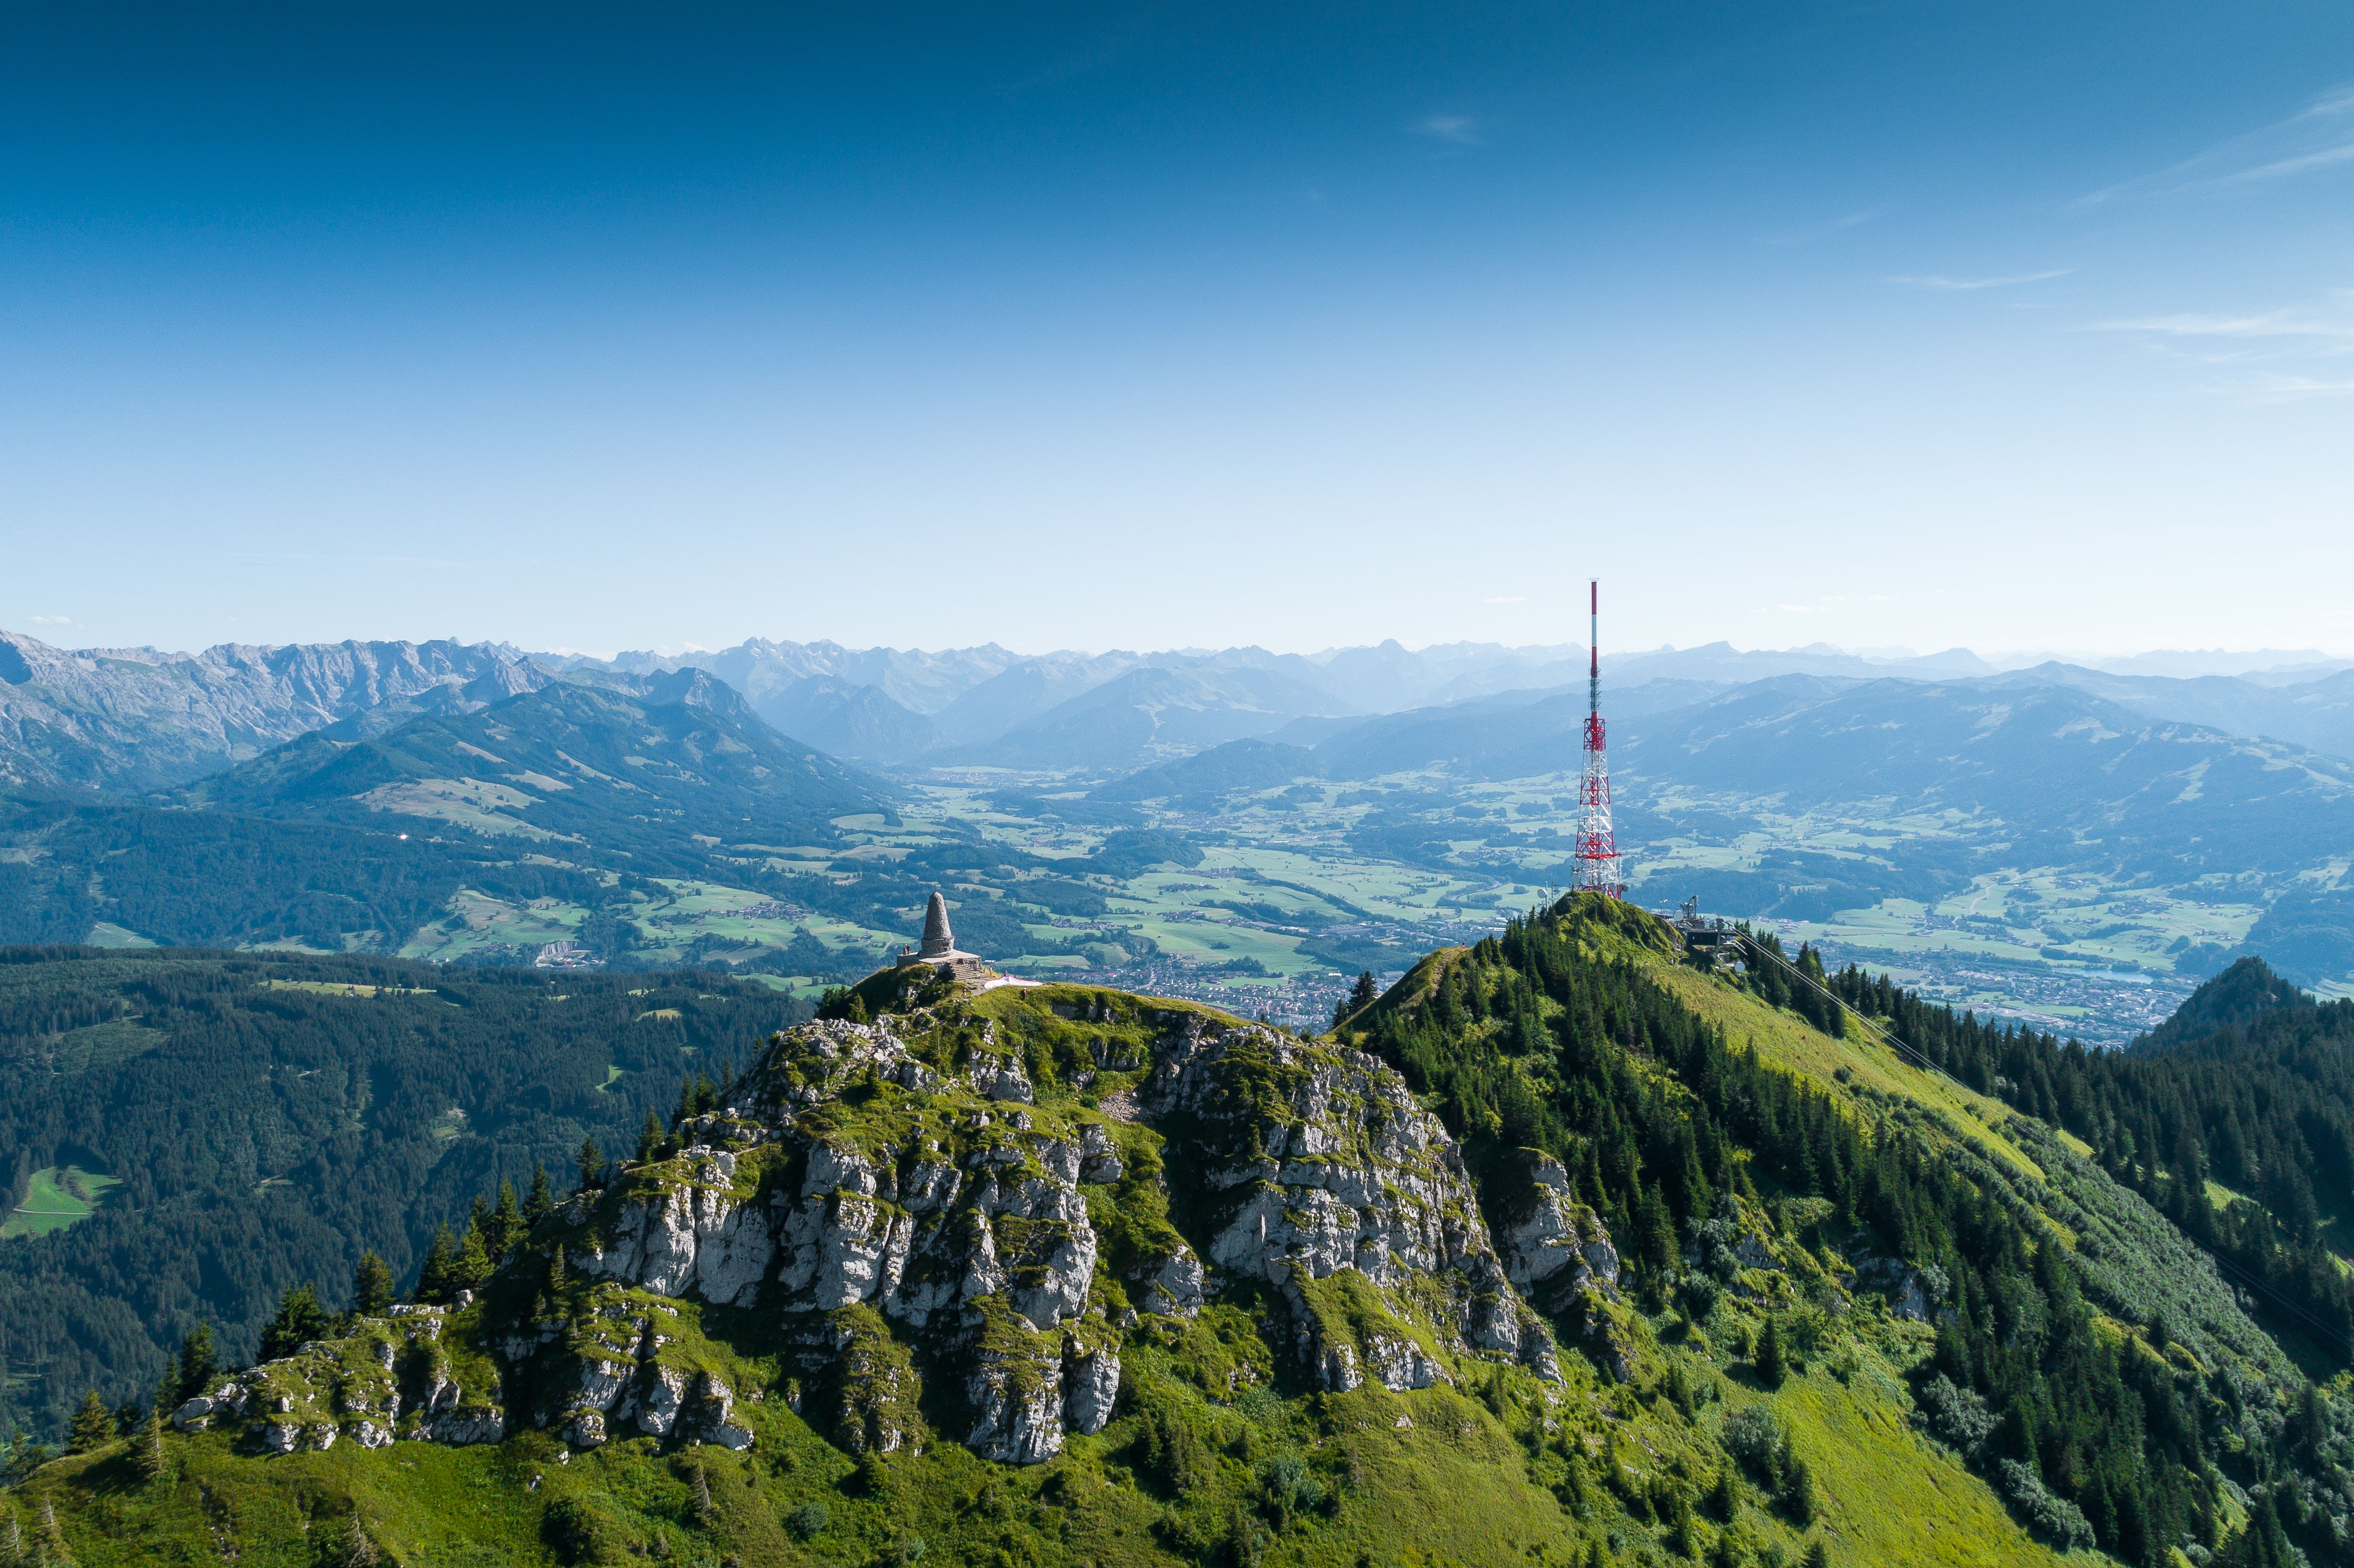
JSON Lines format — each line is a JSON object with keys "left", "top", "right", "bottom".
{"left": 179, "top": 983, "right": 1623, "bottom": 1468}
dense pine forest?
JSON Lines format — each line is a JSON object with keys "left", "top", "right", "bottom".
{"left": 1826, "top": 957, "right": 2354, "bottom": 1366}
{"left": 1360, "top": 902, "right": 2352, "bottom": 1565}
{"left": 0, "top": 946, "right": 803, "bottom": 1443}
{"left": 0, "top": 794, "right": 610, "bottom": 950}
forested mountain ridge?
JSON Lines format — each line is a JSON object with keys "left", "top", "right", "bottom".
{"left": 0, "top": 793, "right": 603, "bottom": 952}
{"left": 0, "top": 947, "right": 803, "bottom": 1444}
{"left": 1824, "top": 956, "right": 2354, "bottom": 1367}
{"left": 0, "top": 675, "right": 896, "bottom": 956}
{"left": 8, "top": 898, "right": 2347, "bottom": 1566}
{"left": 179, "top": 669, "right": 891, "bottom": 871}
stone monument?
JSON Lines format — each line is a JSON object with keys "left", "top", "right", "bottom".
{"left": 896, "top": 891, "right": 995, "bottom": 984}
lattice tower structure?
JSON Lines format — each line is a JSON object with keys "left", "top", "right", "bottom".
{"left": 1574, "top": 578, "right": 1623, "bottom": 897}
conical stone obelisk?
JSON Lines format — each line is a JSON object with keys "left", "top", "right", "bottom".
{"left": 894, "top": 888, "right": 996, "bottom": 983}
{"left": 917, "top": 891, "right": 957, "bottom": 961}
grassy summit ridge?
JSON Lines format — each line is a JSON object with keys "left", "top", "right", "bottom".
{"left": 7, "top": 898, "right": 2349, "bottom": 1566}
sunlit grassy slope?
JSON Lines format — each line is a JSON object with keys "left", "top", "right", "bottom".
{"left": 1546, "top": 916, "right": 2052, "bottom": 1186}
{"left": 12, "top": 961, "right": 2110, "bottom": 1567}
{"left": 1709, "top": 1332, "right": 2072, "bottom": 1568}
{"left": 19, "top": 1305, "right": 2067, "bottom": 1568}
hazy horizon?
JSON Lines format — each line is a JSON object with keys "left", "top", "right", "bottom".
{"left": 10, "top": 618, "right": 2350, "bottom": 675}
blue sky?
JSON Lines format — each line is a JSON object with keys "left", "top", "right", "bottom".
{"left": 4, "top": 1, "right": 2350, "bottom": 658}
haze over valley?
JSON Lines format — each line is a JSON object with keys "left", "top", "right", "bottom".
{"left": 8, "top": 624, "right": 2352, "bottom": 1044}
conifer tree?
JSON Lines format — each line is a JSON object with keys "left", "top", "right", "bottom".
{"left": 259, "top": 1283, "right": 330, "bottom": 1361}
{"left": 1755, "top": 1316, "right": 1787, "bottom": 1390}
{"left": 1331, "top": 973, "right": 1380, "bottom": 1031}
{"left": 638, "top": 1108, "right": 665, "bottom": 1162}
{"left": 37, "top": 1498, "right": 72, "bottom": 1566}
{"left": 490, "top": 1181, "right": 525, "bottom": 1260}
{"left": 1634, "top": 1185, "right": 1676, "bottom": 1298}
{"left": 575, "top": 1136, "right": 603, "bottom": 1191}
{"left": 68, "top": 1391, "right": 113, "bottom": 1454}
{"left": 175, "top": 1324, "right": 216, "bottom": 1403}
{"left": 351, "top": 1251, "right": 394, "bottom": 1316}
{"left": 454, "top": 1223, "right": 494, "bottom": 1292}
{"left": 524, "top": 1162, "right": 554, "bottom": 1225}
{"left": 1802, "top": 1542, "right": 1829, "bottom": 1568}
{"left": 133, "top": 1385, "right": 169, "bottom": 1482}
{"left": 1666, "top": 1488, "right": 1699, "bottom": 1558}
{"left": 1777, "top": 1453, "right": 1815, "bottom": 1525}
{"left": 548, "top": 1242, "right": 568, "bottom": 1297}
{"left": 415, "top": 1223, "right": 461, "bottom": 1303}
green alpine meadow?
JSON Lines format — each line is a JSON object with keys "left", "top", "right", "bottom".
{"left": 5, "top": 896, "right": 2346, "bottom": 1566}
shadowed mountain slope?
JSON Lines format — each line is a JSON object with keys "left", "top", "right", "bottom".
{"left": 180, "top": 671, "right": 890, "bottom": 875}
{"left": 0, "top": 950, "right": 802, "bottom": 1444}
{"left": 959, "top": 663, "right": 1359, "bottom": 771}
{"left": 1990, "top": 662, "right": 2354, "bottom": 761}
{"left": 1614, "top": 677, "right": 2354, "bottom": 879}
{"left": 750, "top": 675, "right": 943, "bottom": 766}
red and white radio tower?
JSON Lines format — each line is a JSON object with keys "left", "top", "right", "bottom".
{"left": 1574, "top": 579, "right": 1623, "bottom": 898}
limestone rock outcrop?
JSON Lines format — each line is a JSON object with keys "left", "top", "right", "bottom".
{"left": 1498, "top": 1153, "right": 1621, "bottom": 1311}
{"left": 195, "top": 986, "right": 1617, "bottom": 1466}
{"left": 1137, "top": 1014, "right": 1564, "bottom": 1391}
{"left": 191, "top": 1308, "right": 510, "bottom": 1456}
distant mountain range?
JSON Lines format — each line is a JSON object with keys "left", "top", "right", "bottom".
{"left": 6, "top": 625, "right": 2354, "bottom": 987}
{"left": 535, "top": 635, "right": 2354, "bottom": 772}
{"left": 0, "top": 631, "right": 544, "bottom": 792}
{"left": 9, "top": 626, "right": 2354, "bottom": 786}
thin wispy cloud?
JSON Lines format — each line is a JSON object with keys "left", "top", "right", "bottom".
{"left": 1889, "top": 268, "right": 2072, "bottom": 291}
{"left": 1763, "top": 204, "right": 1894, "bottom": 245}
{"left": 2083, "top": 82, "right": 2354, "bottom": 202}
{"left": 1415, "top": 115, "right": 1482, "bottom": 147}
{"left": 2222, "top": 372, "right": 2354, "bottom": 401}
{"left": 30, "top": 615, "right": 70, "bottom": 625}
{"left": 2095, "top": 293, "right": 2354, "bottom": 400}
{"left": 2092, "top": 304, "right": 2354, "bottom": 346}
{"left": 1484, "top": 595, "right": 1526, "bottom": 605}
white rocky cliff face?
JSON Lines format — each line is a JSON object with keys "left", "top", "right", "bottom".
{"left": 552, "top": 1007, "right": 1601, "bottom": 1452}
{"left": 1138, "top": 1014, "right": 1567, "bottom": 1391}
{"left": 211, "top": 997, "right": 1620, "bottom": 1466}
